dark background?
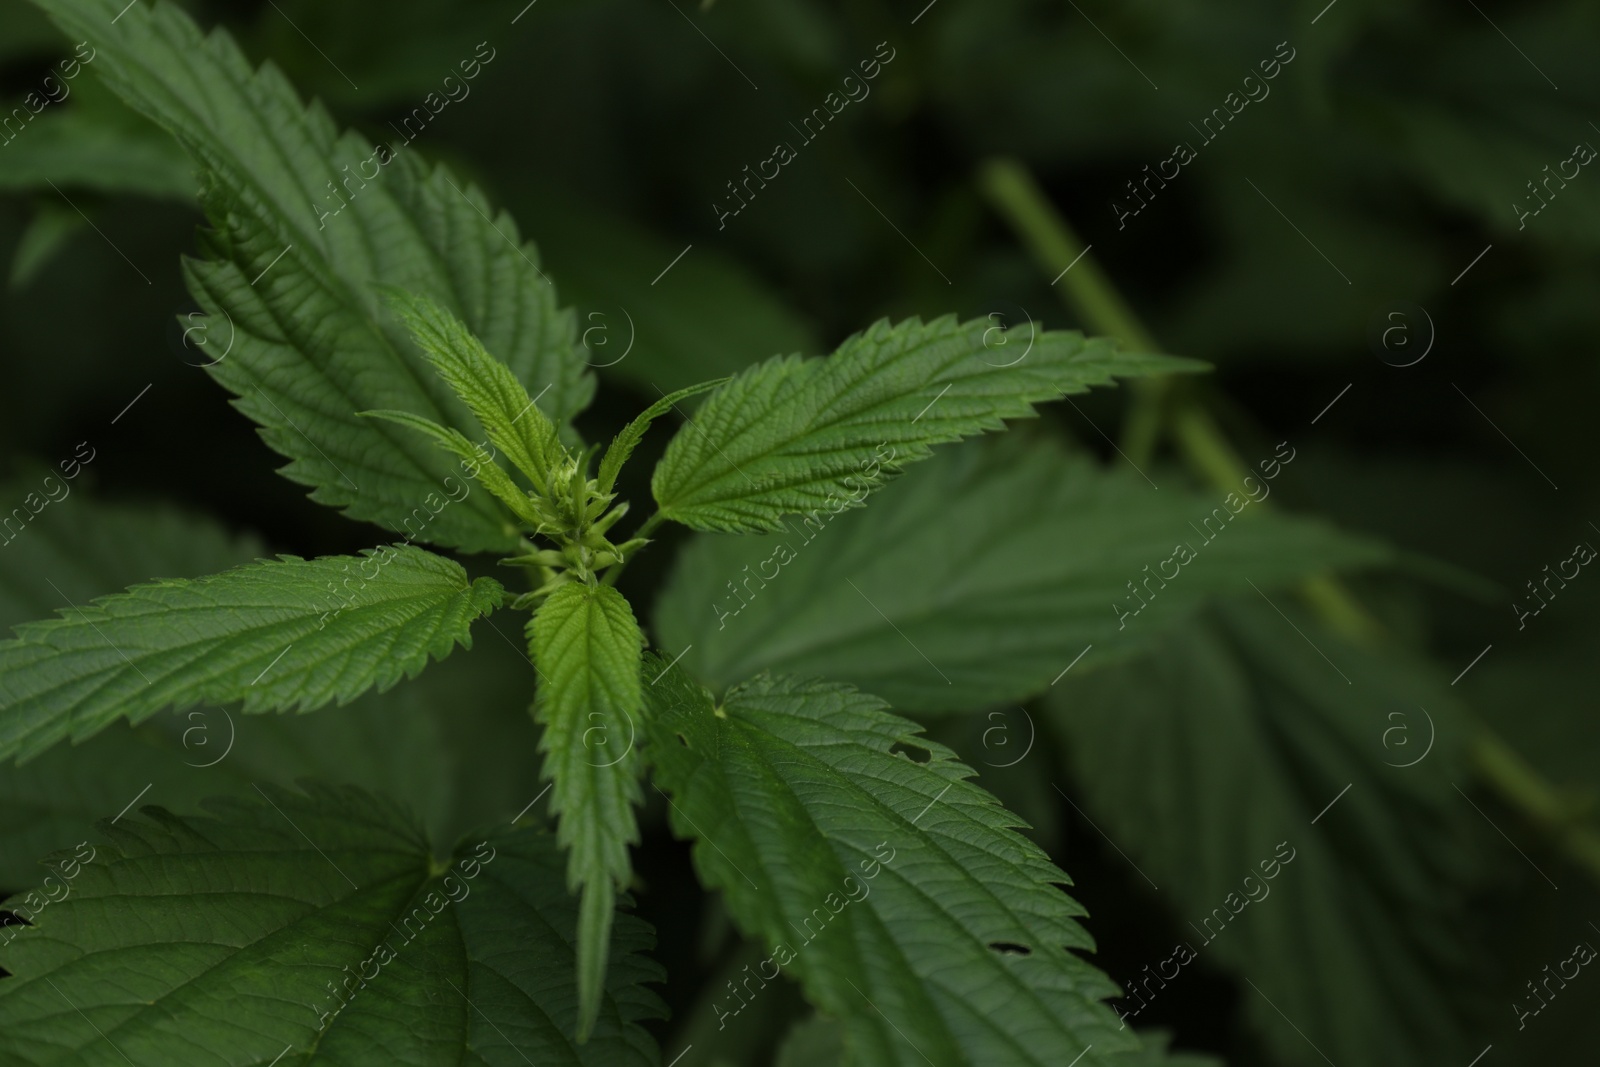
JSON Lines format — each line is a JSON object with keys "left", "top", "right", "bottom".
{"left": 2, "top": 0, "right": 1597, "bottom": 1064}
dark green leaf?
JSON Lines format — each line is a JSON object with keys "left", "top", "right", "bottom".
{"left": 644, "top": 661, "right": 1134, "bottom": 1067}
{"left": 0, "top": 783, "right": 663, "bottom": 1064}
{"left": 655, "top": 439, "right": 1394, "bottom": 711}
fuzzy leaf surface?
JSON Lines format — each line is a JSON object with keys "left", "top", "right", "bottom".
{"left": 644, "top": 662, "right": 1134, "bottom": 1067}
{"left": 0, "top": 783, "right": 662, "bottom": 1065}
{"left": 380, "top": 288, "right": 568, "bottom": 495}
{"left": 0, "top": 545, "right": 502, "bottom": 763}
{"left": 30, "top": 0, "right": 591, "bottom": 552}
{"left": 650, "top": 316, "right": 1200, "bottom": 532}
{"left": 655, "top": 439, "right": 1394, "bottom": 710}
{"left": 529, "top": 582, "right": 645, "bottom": 1037}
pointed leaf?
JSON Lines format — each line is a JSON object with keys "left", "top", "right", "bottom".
{"left": 380, "top": 287, "right": 570, "bottom": 495}
{"left": 0, "top": 482, "right": 264, "bottom": 633}
{"left": 1049, "top": 603, "right": 1480, "bottom": 1067}
{"left": 650, "top": 315, "right": 1202, "bottom": 532}
{"left": 359, "top": 408, "right": 541, "bottom": 527}
{"left": 0, "top": 545, "right": 502, "bottom": 763}
{"left": 644, "top": 661, "right": 1135, "bottom": 1067}
{"left": 31, "top": 0, "right": 591, "bottom": 551}
{"left": 0, "top": 783, "right": 663, "bottom": 1064}
{"left": 655, "top": 438, "right": 1395, "bottom": 710}
{"left": 529, "top": 582, "right": 645, "bottom": 1039}
{"left": 598, "top": 377, "right": 729, "bottom": 495}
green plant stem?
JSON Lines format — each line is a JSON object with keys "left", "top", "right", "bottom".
{"left": 600, "top": 510, "right": 666, "bottom": 587}
{"left": 633, "top": 511, "right": 667, "bottom": 541}
{"left": 977, "top": 159, "right": 1169, "bottom": 467}
{"left": 978, "top": 154, "right": 1600, "bottom": 887}
{"left": 1473, "top": 732, "right": 1600, "bottom": 882}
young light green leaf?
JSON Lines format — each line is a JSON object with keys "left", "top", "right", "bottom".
{"left": 30, "top": 0, "right": 591, "bottom": 552}
{"left": 359, "top": 408, "right": 541, "bottom": 527}
{"left": 1049, "top": 603, "right": 1479, "bottom": 1067}
{"left": 0, "top": 782, "right": 664, "bottom": 1064}
{"left": 644, "top": 661, "right": 1136, "bottom": 1067}
{"left": 529, "top": 581, "right": 646, "bottom": 1040}
{"left": 655, "top": 438, "right": 1395, "bottom": 711}
{"left": 650, "top": 315, "right": 1202, "bottom": 532}
{"left": 0, "top": 545, "right": 503, "bottom": 764}
{"left": 597, "top": 377, "right": 730, "bottom": 495}
{"left": 380, "top": 286, "right": 571, "bottom": 495}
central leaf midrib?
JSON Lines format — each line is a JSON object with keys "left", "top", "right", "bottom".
{"left": 728, "top": 696, "right": 1113, "bottom": 1061}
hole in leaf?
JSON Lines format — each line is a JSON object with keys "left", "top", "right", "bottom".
{"left": 889, "top": 741, "right": 931, "bottom": 763}
{"left": 988, "top": 941, "right": 1032, "bottom": 956}
{"left": 676, "top": 733, "right": 690, "bottom": 747}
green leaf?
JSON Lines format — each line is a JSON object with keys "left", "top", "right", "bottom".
{"left": 0, "top": 782, "right": 663, "bottom": 1064}
{"left": 379, "top": 287, "right": 570, "bottom": 495}
{"left": 654, "top": 438, "right": 1395, "bottom": 711}
{"left": 598, "top": 377, "right": 730, "bottom": 496}
{"left": 0, "top": 628, "right": 543, "bottom": 890}
{"left": 30, "top": 0, "right": 591, "bottom": 552}
{"left": 358, "top": 408, "right": 541, "bottom": 527}
{"left": 0, "top": 483, "right": 264, "bottom": 634}
{"left": 529, "top": 581, "right": 645, "bottom": 1040}
{"left": 643, "top": 661, "right": 1135, "bottom": 1067}
{"left": 1048, "top": 602, "right": 1479, "bottom": 1067}
{"left": 0, "top": 104, "right": 194, "bottom": 201}
{"left": 0, "top": 544, "right": 503, "bottom": 763}
{"left": 650, "top": 315, "right": 1201, "bottom": 533}
{"left": 0, "top": 488, "right": 261, "bottom": 885}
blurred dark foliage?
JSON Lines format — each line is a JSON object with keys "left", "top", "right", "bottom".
{"left": 3, "top": 0, "right": 1597, "bottom": 1063}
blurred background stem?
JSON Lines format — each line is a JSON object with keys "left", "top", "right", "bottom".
{"left": 978, "top": 156, "right": 1600, "bottom": 889}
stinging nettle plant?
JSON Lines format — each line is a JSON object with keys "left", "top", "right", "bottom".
{"left": 0, "top": 1, "right": 1397, "bottom": 1064}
